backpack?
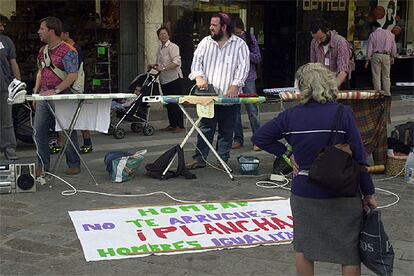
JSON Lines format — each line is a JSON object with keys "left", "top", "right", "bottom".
{"left": 391, "top": 122, "right": 414, "bottom": 147}
{"left": 145, "top": 145, "right": 196, "bottom": 180}
{"left": 43, "top": 44, "right": 85, "bottom": 94}
{"left": 331, "top": 33, "right": 356, "bottom": 72}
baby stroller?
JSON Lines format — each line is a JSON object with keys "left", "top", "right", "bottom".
{"left": 109, "top": 70, "right": 160, "bottom": 139}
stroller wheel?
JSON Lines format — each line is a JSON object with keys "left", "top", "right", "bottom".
{"left": 105, "top": 124, "right": 115, "bottom": 135}
{"left": 113, "top": 128, "right": 126, "bottom": 139}
{"left": 131, "top": 123, "right": 142, "bottom": 133}
{"left": 143, "top": 125, "right": 155, "bottom": 136}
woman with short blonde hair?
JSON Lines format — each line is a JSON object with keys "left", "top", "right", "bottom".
{"left": 252, "top": 63, "right": 377, "bottom": 276}
{"left": 295, "top": 63, "right": 338, "bottom": 104}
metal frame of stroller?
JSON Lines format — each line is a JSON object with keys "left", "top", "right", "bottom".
{"left": 109, "top": 70, "right": 160, "bottom": 139}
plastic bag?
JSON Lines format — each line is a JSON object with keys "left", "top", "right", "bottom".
{"left": 360, "top": 209, "right": 394, "bottom": 276}
{"left": 104, "top": 150, "right": 147, "bottom": 183}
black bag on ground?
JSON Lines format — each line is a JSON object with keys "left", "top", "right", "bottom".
{"left": 145, "top": 145, "right": 196, "bottom": 180}
{"left": 391, "top": 122, "right": 414, "bottom": 147}
{"left": 360, "top": 209, "right": 394, "bottom": 276}
{"left": 308, "top": 105, "right": 362, "bottom": 197}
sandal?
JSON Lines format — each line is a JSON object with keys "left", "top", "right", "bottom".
{"left": 186, "top": 160, "right": 206, "bottom": 170}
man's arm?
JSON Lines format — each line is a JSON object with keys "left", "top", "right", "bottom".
{"left": 335, "top": 39, "right": 350, "bottom": 86}
{"left": 33, "top": 69, "right": 42, "bottom": 94}
{"left": 250, "top": 34, "right": 261, "bottom": 65}
{"left": 226, "top": 42, "right": 250, "bottom": 97}
{"left": 189, "top": 38, "right": 206, "bottom": 81}
{"left": 310, "top": 40, "right": 317, "bottom": 63}
{"left": 9, "top": 59, "right": 21, "bottom": 80}
{"left": 390, "top": 33, "right": 397, "bottom": 65}
{"left": 365, "top": 34, "right": 373, "bottom": 69}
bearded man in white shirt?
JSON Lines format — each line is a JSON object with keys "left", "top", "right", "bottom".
{"left": 187, "top": 13, "right": 250, "bottom": 170}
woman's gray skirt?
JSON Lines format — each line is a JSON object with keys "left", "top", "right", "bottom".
{"left": 290, "top": 193, "right": 363, "bottom": 265}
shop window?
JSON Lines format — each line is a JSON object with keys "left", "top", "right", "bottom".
{"left": 5, "top": 0, "right": 120, "bottom": 92}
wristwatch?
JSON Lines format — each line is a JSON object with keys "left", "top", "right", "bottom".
{"left": 54, "top": 88, "right": 61, "bottom": 94}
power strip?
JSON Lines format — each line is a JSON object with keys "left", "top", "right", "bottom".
{"left": 270, "top": 174, "right": 286, "bottom": 181}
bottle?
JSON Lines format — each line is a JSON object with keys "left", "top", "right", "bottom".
{"left": 404, "top": 152, "right": 414, "bottom": 183}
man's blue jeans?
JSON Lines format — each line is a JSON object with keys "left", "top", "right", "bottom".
{"left": 34, "top": 100, "right": 80, "bottom": 171}
{"left": 193, "top": 105, "right": 238, "bottom": 163}
{"left": 233, "top": 81, "right": 261, "bottom": 145}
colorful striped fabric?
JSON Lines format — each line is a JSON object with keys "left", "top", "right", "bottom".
{"left": 27, "top": 93, "right": 137, "bottom": 101}
{"left": 160, "top": 95, "right": 266, "bottom": 105}
{"left": 339, "top": 97, "right": 391, "bottom": 165}
{"left": 276, "top": 90, "right": 384, "bottom": 102}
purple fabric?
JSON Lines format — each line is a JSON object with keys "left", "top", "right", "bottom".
{"left": 367, "top": 28, "right": 397, "bottom": 59}
{"left": 240, "top": 32, "right": 261, "bottom": 82}
{"left": 252, "top": 101, "right": 375, "bottom": 199}
{"left": 310, "top": 30, "right": 350, "bottom": 78}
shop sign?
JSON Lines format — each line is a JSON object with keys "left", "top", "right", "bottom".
{"left": 303, "top": 0, "right": 347, "bottom": 11}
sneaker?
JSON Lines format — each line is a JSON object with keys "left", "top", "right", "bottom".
{"left": 80, "top": 145, "right": 94, "bottom": 154}
{"left": 186, "top": 160, "right": 206, "bottom": 170}
{"left": 50, "top": 146, "right": 62, "bottom": 154}
{"left": 66, "top": 167, "right": 81, "bottom": 175}
{"left": 253, "top": 145, "right": 262, "bottom": 151}
{"left": 232, "top": 142, "right": 242, "bottom": 149}
{"left": 4, "top": 148, "right": 18, "bottom": 160}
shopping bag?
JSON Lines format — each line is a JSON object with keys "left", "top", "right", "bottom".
{"left": 104, "top": 150, "right": 147, "bottom": 182}
{"left": 360, "top": 209, "right": 394, "bottom": 276}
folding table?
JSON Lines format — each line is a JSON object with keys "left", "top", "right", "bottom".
{"left": 158, "top": 95, "right": 266, "bottom": 180}
{"left": 26, "top": 93, "right": 137, "bottom": 185}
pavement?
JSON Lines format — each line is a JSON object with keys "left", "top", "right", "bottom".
{"left": 1, "top": 94, "right": 413, "bottom": 275}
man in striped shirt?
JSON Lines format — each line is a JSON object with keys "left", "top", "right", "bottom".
{"left": 187, "top": 13, "right": 250, "bottom": 169}
{"left": 364, "top": 21, "right": 397, "bottom": 96}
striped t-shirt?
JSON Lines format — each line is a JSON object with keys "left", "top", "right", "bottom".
{"left": 189, "top": 35, "right": 250, "bottom": 95}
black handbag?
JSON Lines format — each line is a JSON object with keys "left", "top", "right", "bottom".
{"left": 308, "top": 104, "right": 362, "bottom": 197}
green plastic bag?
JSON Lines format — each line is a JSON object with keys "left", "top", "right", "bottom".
{"left": 111, "top": 150, "right": 146, "bottom": 182}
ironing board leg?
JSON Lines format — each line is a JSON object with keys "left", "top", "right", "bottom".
{"left": 162, "top": 116, "right": 201, "bottom": 177}
{"left": 48, "top": 100, "right": 99, "bottom": 186}
{"left": 178, "top": 104, "right": 234, "bottom": 180}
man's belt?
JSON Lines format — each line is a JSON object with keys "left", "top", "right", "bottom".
{"left": 374, "top": 51, "right": 390, "bottom": 55}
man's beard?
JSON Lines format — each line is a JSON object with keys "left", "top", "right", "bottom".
{"left": 321, "top": 32, "right": 331, "bottom": 46}
{"left": 211, "top": 29, "right": 224, "bottom": 41}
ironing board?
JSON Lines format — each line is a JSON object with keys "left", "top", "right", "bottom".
{"left": 26, "top": 93, "right": 137, "bottom": 185}
{"left": 159, "top": 95, "right": 266, "bottom": 180}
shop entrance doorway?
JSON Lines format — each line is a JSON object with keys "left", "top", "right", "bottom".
{"left": 250, "top": 1, "right": 297, "bottom": 91}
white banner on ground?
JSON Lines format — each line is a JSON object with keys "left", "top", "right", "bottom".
{"left": 69, "top": 198, "right": 293, "bottom": 262}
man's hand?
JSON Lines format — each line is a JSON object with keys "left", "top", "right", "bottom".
{"left": 195, "top": 76, "right": 208, "bottom": 89}
{"left": 364, "top": 60, "right": 369, "bottom": 69}
{"left": 224, "top": 85, "right": 239, "bottom": 97}
{"left": 390, "top": 57, "right": 395, "bottom": 65}
{"left": 43, "top": 89, "right": 55, "bottom": 96}
{"left": 147, "top": 64, "right": 156, "bottom": 71}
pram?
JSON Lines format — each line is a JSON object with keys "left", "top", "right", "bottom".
{"left": 108, "top": 70, "right": 160, "bottom": 139}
